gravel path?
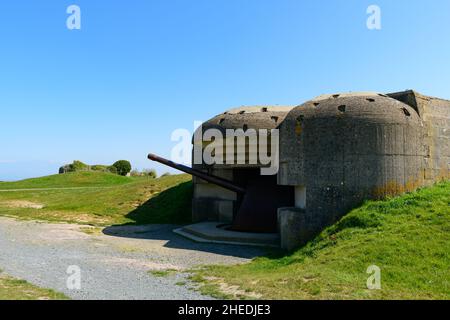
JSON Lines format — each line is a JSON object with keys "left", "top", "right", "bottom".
{"left": 0, "top": 217, "right": 265, "bottom": 300}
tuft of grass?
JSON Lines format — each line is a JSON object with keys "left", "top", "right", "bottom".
{"left": 0, "top": 172, "right": 192, "bottom": 226}
{"left": 0, "top": 273, "right": 68, "bottom": 300}
{"left": 191, "top": 181, "right": 450, "bottom": 300}
{"left": 148, "top": 269, "right": 178, "bottom": 277}
{"left": 79, "top": 226, "right": 103, "bottom": 235}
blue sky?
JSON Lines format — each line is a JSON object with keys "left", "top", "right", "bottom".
{"left": 1, "top": 0, "right": 449, "bottom": 180}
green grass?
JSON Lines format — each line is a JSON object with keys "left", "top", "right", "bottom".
{"left": 1, "top": 171, "right": 448, "bottom": 299}
{"left": 0, "top": 172, "right": 192, "bottom": 226}
{"left": 0, "top": 272, "right": 68, "bottom": 300}
{"left": 0, "top": 171, "right": 134, "bottom": 190}
{"left": 190, "top": 181, "right": 450, "bottom": 300}
{"left": 148, "top": 269, "right": 178, "bottom": 277}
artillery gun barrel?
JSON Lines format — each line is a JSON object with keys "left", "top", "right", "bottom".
{"left": 147, "top": 153, "right": 246, "bottom": 194}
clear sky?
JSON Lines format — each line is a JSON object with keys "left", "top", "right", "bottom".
{"left": 1, "top": 0, "right": 449, "bottom": 180}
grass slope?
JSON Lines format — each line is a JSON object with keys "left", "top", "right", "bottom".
{"left": 0, "top": 171, "right": 133, "bottom": 190}
{"left": 0, "top": 172, "right": 192, "bottom": 226}
{"left": 191, "top": 181, "right": 450, "bottom": 300}
{"left": 0, "top": 271, "right": 68, "bottom": 300}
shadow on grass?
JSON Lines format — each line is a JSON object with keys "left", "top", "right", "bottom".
{"left": 103, "top": 181, "right": 266, "bottom": 259}
{"left": 124, "top": 181, "right": 193, "bottom": 225}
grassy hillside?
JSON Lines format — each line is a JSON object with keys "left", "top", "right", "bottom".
{"left": 191, "top": 181, "right": 450, "bottom": 300}
{"left": 0, "top": 171, "right": 133, "bottom": 190}
{"left": 0, "top": 172, "right": 192, "bottom": 226}
{"left": 1, "top": 172, "right": 448, "bottom": 299}
{"left": 0, "top": 271, "right": 68, "bottom": 300}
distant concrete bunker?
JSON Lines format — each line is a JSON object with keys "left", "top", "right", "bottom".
{"left": 152, "top": 90, "right": 450, "bottom": 250}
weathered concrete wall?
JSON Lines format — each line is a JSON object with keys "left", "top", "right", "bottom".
{"left": 193, "top": 106, "right": 293, "bottom": 169}
{"left": 278, "top": 93, "right": 426, "bottom": 247}
{"left": 191, "top": 106, "right": 293, "bottom": 223}
{"left": 189, "top": 90, "right": 449, "bottom": 250}
{"left": 277, "top": 207, "right": 313, "bottom": 251}
{"left": 191, "top": 168, "right": 236, "bottom": 223}
{"left": 423, "top": 95, "right": 450, "bottom": 181}
{"left": 389, "top": 91, "right": 450, "bottom": 183}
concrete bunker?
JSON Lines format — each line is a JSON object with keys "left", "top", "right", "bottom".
{"left": 191, "top": 106, "right": 296, "bottom": 234}
{"left": 149, "top": 90, "right": 450, "bottom": 250}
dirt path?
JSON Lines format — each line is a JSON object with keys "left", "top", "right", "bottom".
{"left": 0, "top": 217, "right": 264, "bottom": 300}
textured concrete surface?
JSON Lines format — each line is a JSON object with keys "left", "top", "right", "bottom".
{"left": 277, "top": 91, "right": 450, "bottom": 248}
{"left": 277, "top": 208, "right": 312, "bottom": 251}
{"left": 188, "top": 90, "right": 449, "bottom": 250}
{"left": 279, "top": 94, "right": 426, "bottom": 240}
{"left": 0, "top": 217, "right": 265, "bottom": 300}
{"left": 398, "top": 91, "right": 450, "bottom": 184}
{"left": 192, "top": 106, "right": 294, "bottom": 225}
{"left": 175, "top": 222, "right": 279, "bottom": 247}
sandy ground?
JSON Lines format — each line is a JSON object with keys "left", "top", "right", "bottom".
{"left": 0, "top": 217, "right": 265, "bottom": 300}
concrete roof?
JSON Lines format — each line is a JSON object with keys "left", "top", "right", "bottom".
{"left": 311, "top": 92, "right": 383, "bottom": 102}
{"left": 224, "top": 105, "right": 294, "bottom": 114}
